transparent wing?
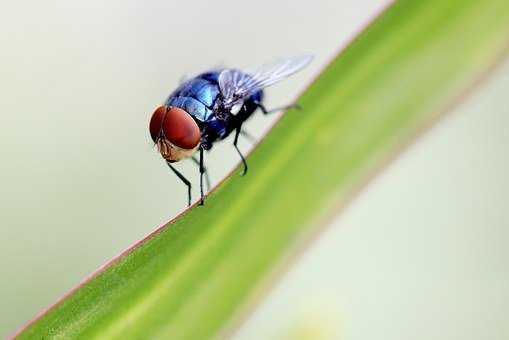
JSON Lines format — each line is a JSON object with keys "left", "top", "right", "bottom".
{"left": 218, "top": 54, "right": 313, "bottom": 105}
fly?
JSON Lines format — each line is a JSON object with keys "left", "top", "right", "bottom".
{"left": 149, "top": 55, "right": 313, "bottom": 206}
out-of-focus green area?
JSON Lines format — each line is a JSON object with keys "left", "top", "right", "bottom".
{"left": 1, "top": 0, "right": 508, "bottom": 339}
{"left": 236, "top": 60, "right": 509, "bottom": 340}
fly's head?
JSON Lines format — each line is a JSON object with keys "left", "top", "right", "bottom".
{"left": 149, "top": 106, "right": 201, "bottom": 162}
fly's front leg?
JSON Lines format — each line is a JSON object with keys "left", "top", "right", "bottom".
{"left": 233, "top": 125, "right": 248, "bottom": 176}
{"left": 166, "top": 161, "right": 192, "bottom": 207}
{"left": 255, "top": 101, "right": 302, "bottom": 115}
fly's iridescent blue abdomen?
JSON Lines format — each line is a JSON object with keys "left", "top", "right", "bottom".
{"left": 165, "top": 71, "right": 263, "bottom": 148}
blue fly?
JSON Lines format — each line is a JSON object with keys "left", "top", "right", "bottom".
{"left": 149, "top": 55, "right": 313, "bottom": 206}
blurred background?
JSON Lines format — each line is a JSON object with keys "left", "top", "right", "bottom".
{"left": 0, "top": 0, "right": 507, "bottom": 339}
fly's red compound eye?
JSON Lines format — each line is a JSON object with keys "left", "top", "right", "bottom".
{"left": 149, "top": 106, "right": 167, "bottom": 142}
{"left": 149, "top": 106, "right": 201, "bottom": 149}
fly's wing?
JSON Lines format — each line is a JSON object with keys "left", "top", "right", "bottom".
{"left": 218, "top": 55, "right": 313, "bottom": 106}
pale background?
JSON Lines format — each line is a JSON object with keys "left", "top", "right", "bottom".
{"left": 0, "top": 1, "right": 507, "bottom": 339}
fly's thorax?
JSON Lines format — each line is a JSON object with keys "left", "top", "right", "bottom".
{"left": 156, "top": 137, "right": 199, "bottom": 162}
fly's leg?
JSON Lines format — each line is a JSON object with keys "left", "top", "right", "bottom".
{"left": 234, "top": 125, "right": 248, "bottom": 176}
{"left": 255, "top": 102, "right": 302, "bottom": 115}
{"left": 166, "top": 161, "right": 192, "bottom": 207}
{"left": 198, "top": 147, "right": 205, "bottom": 205}
{"left": 192, "top": 155, "right": 211, "bottom": 192}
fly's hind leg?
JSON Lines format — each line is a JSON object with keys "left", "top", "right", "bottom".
{"left": 234, "top": 125, "right": 248, "bottom": 176}
{"left": 166, "top": 161, "right": 192, "bottom": 207}
{"left": 255, "top": 101, "right": 302, "bottom": 115}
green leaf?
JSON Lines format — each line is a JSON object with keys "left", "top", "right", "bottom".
{"left": 15, "top": 1, "right": 509, "bottom": 339}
